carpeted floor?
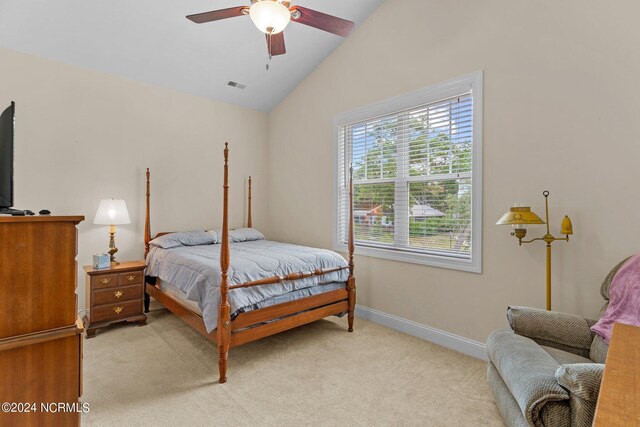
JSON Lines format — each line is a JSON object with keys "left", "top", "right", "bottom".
{"left": 82, "top": 303, "right": 503, "bottom": 426}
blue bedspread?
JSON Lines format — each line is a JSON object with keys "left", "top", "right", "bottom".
{"left": 146, "top": 240, "right": 349, "bottom": 332}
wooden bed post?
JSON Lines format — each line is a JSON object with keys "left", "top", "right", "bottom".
{"left": 144, "top": 168, "right": 151, "bottom": 313}
{"left": 347, "top": 165, "right": 356, "bottom": 332}
{"left": 144, "top": 168, "right": 151, "bottom": 257}
{"left": 247, "top": 176, "right": 252, "bottom": 228}
{"left": 217, "top": 143, "right": 232, "bottom": 384}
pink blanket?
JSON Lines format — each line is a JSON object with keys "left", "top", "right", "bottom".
{"left": 591, "top": 254, "right": 640, "bottom": 343}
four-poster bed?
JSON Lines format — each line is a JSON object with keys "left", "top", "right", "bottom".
{"left": 143, "top": 143, "right": 356, "bottom": 383}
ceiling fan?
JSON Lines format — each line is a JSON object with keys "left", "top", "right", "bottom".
{"left": 186, "top": 0, "right": 355, "bottom": 58}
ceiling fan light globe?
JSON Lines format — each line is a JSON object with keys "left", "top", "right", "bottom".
{"left": 249, "top": 1, "right": 291, "bottom": 34}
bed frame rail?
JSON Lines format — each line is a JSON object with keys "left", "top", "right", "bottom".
{"left": 228, "top": 266, "right": 349, "bottom": 290}
{"left": 231, "top": 288, "right": 348, "bottom": 331}
{"left": 231, "top": 301, "right": 348, "bottom": 348}
{"left": 146, "top": 281, "right": 216, "bottom": 342}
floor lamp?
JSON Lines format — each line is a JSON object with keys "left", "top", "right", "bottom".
{"left": 496, "top": 191, "right": 573, "bottom": 311}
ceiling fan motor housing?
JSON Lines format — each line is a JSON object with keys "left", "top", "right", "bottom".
{"left": 249, "top": 0, "right": 291, "bottom": 34}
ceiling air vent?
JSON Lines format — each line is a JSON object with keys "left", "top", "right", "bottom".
{"left": 227, "top": 81, "right": 246, "bottom": 90}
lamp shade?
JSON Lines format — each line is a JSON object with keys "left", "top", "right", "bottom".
{"left": 249, "top": 0, "right": 291, "bottom": 34}
{"left": 496, "top": 206, "right": 545, "bottom": 226}
{"left": 561, "top": 215, "right": 573, "bottom": 235}
{"left": 94, "top": 199, "right": 131, "bottom": 225}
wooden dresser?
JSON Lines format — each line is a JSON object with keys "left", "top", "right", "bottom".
{"left": 593, "top": 322, "right": 640, "bottom": 426}
{"left": 0, "top": 216, "right": 84, "bottom": 427}
{"left": 83, "top": 260, "right": 147, "bottom": 337}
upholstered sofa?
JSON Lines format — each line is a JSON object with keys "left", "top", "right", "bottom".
{"left": 486, "top": 258, "right": 629, "bottom": 427}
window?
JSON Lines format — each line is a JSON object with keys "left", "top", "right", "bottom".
{"left": 335, "top": 71, "right": 482, "bottom": 272}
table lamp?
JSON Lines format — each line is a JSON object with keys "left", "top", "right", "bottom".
{"left": 496, "top": 191, "right": 573, "bottom": 310}
{"left": 94, "top": 199, "right": 131, "bottom": 265}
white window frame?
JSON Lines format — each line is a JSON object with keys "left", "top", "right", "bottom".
{"left": 333, "top": 71, "right": 483, "bottom": 273}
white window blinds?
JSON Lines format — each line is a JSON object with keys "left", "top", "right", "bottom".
{"left": 337, "top": 91, "right": 476, "bottom": 263}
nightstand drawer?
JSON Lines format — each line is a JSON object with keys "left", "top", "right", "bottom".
{"left": 91, "top": 300, "right": 142, "bottom": 323}
{"left": 93, "top": 284, "right": 142, "bottom": 306}
{"left": 91, "top": 274, "right": 119, "bottom": 289}
{"left": 118, "top": 271, "right": 143, "bottom": 286}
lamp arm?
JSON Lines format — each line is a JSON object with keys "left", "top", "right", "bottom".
{"left": 520, "top": 234, "right": 569, "bottom": 245}
{"left": 519, "top": 236, "right": 546, "bottom": 244}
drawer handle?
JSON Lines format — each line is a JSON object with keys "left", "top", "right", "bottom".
{"left": 101, "top": 278, "right": 111, "bottom": 285}
{"left": 114, "top": 306, "right": 124, "bottom": 314}
{"left": 127, "top": 275, "right": 135, "bottom": 282}
{"left": 114, "top": 290, "right": 123, "bottom": 299}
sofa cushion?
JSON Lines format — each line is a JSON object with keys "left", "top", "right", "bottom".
{"left": 541, "top": 345, "right": 592, "bottom": 365}
{"left": 487, "top": 330, "right": 569, "bottom": 425}
{"left": 555, "top": 363, "right": 604, "bottom": 402}
{"left": 589, "top": 335, "right": 609, "bottom": 364}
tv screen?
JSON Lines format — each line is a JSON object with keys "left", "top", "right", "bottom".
{"left": 0, "top": 102, "right": 15, "bottom": 209}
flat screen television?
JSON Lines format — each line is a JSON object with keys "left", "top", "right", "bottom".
{"left": 0, "top": 102, "right": 15, "bottom": 213}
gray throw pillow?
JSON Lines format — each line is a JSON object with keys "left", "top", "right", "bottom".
{"left": 150, "top": 230, "right": 216, "bottom": 249}
{"left": 211, "top": 228, "right": 265, "bottom": 243}
{"left": 230, "top": 228, "right": 265, "bottom": 242}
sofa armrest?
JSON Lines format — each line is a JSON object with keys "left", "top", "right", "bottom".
{"left": 487, "top": 330, "right": 569, "bottom": 425}
{"left": 507, "top": 306, "right": 594, "bottom": 356}
{"left": 555, "top": 363, "right": 605, "bottom": 402}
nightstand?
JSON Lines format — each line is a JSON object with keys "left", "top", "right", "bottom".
{"left": 83, "top": 260, "right": 147, "bottom": 338}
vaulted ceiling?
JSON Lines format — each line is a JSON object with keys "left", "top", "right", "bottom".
{"left": 0, "top": 0, "right": 384, "bottom": 111}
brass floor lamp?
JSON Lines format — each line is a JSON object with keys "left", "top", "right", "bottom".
{"left": 496, "top": 191, "right": 573, "bottom": 310}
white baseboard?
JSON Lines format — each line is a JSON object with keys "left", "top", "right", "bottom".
{"left": 355, "top": 304, "right": 488, "bottom": 361}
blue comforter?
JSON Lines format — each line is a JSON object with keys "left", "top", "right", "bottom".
{"left": 146, "top": 240, "right": 349, "bottom": 332}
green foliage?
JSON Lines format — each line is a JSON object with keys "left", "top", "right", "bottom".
{"left": 354, "top": 223, "right": 394, "bottom": 244}
{"left": 442, "top": 189, "right": 471, "bottom": 232}
{"left": 409, "top": 218, "right": 441, "bottom": 237}
{"left": 353, "top": 182, "right": 395, "bottom": 218}
{"left": 352, "top": 117, "right": 397, "bottom": 181}
{"left": 349, "top": 109, "right": 472, "bottom": 251}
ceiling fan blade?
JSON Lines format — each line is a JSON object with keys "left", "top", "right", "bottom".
{"left": 266, "top": 32, "right": 286, "bottom": 56}
{"left": 291, "top": 6, "right": 355, "bottom": 37}
{"left": 186, "top": 7, "right": 248, "bottom": 24}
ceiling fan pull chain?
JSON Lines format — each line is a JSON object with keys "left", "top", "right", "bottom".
{"left": 266, "top": 30, "right": 273, "bottom": 71}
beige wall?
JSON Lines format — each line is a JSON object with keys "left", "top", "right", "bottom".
{"left": 0, "top": 47, "right": 269, "bottom": 313}
{"left": 3, "top": 0, "right": 640, "bottom": 344}
{"left": 268, "top": 0, "right": 640, "bottom": 342}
